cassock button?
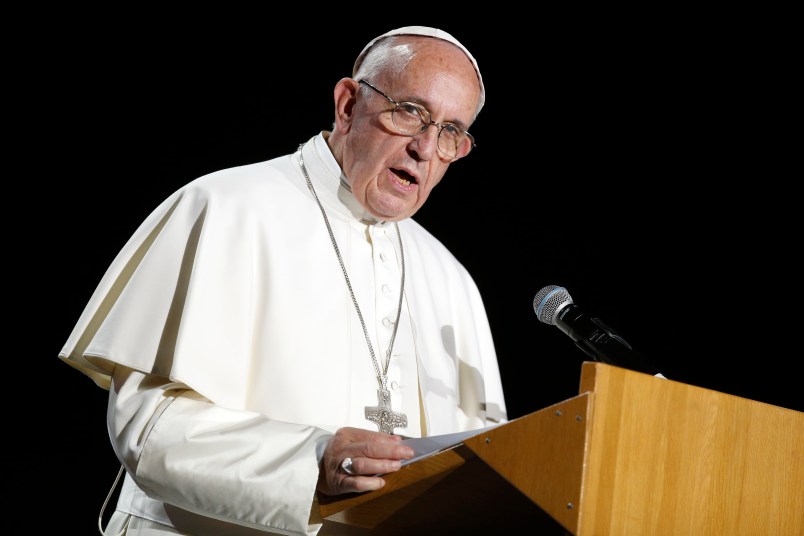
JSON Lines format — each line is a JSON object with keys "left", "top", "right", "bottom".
{"left": 390, "top": 381, "right": 400, "bottom": 390}
{"left": 379, "top": 252, "right": 387, "bottom": 262}
{"left": 382, "top": 317, "right": 391, "bottom": 327}
{"left": 382, "top": 284, "right": 391, "bottom": 295}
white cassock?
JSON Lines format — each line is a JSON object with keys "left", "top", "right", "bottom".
{"left": 59, "top": 132, "right": 508, "bottom": 535}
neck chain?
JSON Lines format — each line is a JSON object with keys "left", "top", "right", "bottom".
{"left": 298, "top": 143, "right": 408, "bottom": 434}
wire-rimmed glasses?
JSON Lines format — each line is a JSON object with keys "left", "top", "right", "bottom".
{"left": 358, "top": 80, "right": 476, "bottom": 161}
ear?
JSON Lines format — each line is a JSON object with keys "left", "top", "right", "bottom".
{"left": 332, "top": 78, "right": 360, "bottom": 134}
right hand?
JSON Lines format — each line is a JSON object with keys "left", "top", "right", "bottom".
{"left": 316, "top": 426, "right": 414, "bottom": 496}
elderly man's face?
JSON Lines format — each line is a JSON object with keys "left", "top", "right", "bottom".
{"left": 339, "top": 39, "right": 480, "bottom": 222}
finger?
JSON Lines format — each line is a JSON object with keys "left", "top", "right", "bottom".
{"left": 360, "top": 440, "right": 415, "bottom": 462}
{"left": 342, "top": 474, "right": 387, "bottom": 494}
{"left": 340, "top": 456, "right": 404, "bottom": 477}
{"left": 330, "top": 429, "right": 413, "bottom": 463}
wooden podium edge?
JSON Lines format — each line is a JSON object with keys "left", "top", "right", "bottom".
{"left": 462, "top": 393, "right": 591, "bottom": 534}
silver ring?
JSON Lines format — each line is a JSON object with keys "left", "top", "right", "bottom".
{"left": 340, "top": 457, "right": 356, "bottom": 475}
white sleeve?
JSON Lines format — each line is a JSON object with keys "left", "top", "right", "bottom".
{"left": 108, "top": 365, "right": 332, "bottom": 535}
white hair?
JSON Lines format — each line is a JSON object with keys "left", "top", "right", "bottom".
{"left": 354, "top": 38, "right": 413, "bottom": 83}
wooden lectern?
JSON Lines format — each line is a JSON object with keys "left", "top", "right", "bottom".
{"left": 317, "top": 362, "right": 803, "bottom": 535}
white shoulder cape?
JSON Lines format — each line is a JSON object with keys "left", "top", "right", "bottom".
{"left": 60, "top": 133, "right": 507, "bottom": 435}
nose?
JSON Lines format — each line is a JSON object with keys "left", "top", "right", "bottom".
{"left": 409, "top": 124, "right": 440, "bottom": 160}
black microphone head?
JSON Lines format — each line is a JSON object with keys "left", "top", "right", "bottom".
{"left": 533, "top": 285, "right": 573, "bottom": 325}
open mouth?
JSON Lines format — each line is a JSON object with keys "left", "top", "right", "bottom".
{"left": 392, "top": 168, "right": 417, "bottom": 187}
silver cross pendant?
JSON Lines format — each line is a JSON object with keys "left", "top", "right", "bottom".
{"left": 365, "top": 388, "right": 408, "bottom": 434}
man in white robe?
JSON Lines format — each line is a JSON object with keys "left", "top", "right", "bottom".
{"left": 59, "top": 26, "right": 507, "bottom": 535}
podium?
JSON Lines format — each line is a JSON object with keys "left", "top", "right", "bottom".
{"left": 317, "top": 362, "right": 803, "bottom": 535}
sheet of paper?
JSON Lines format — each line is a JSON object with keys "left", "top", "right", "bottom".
{"left": 400, "top": 423, "right": 504, "bottom": 466}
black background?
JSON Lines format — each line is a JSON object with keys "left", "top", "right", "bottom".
{"left": 31, "top": 15, "right": 797, "bottom": 531}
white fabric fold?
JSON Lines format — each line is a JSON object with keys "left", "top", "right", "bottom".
{"left": 108, "top": 367, "right": 327, "bottom": 535}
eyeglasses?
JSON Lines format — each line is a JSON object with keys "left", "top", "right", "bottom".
{"left": 358, "top": 80, "right": 476, "bottom": 161}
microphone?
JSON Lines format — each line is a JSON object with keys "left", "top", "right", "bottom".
{"left": 533, "top": 284, "right": 661, "bottom": 376}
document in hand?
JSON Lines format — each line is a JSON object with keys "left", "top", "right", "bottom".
{"left": 400, "top": 423, "right": 504, "bottom": 467}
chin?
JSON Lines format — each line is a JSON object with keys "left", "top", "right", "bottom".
{"left": 370, "top": 201, "right": 416, "bottom": 222}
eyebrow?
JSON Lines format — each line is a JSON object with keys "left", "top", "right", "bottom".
{"left": 398, "top": 92, "right": 471, "bottom": 132}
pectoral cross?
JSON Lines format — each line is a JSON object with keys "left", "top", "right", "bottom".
{"left": 365, "top": 389, "right": 408, "bottom": 434}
